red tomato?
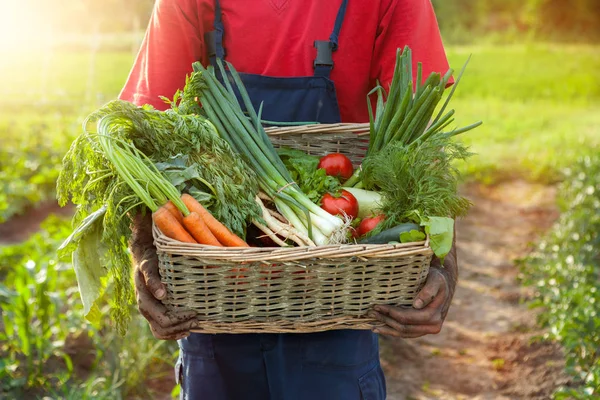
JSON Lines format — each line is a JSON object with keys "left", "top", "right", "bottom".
{"left": 317, "top": 153, "right": 354, "bottom": 180}
{"left": 357, "top": 215, "right": 385, "bottom": 237}
{"left": 321, "top": 190, "right": 359, "bottom": 219}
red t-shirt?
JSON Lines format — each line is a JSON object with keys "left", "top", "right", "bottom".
{"left": 119, "top": 0, "right": 450, "bottom": 123}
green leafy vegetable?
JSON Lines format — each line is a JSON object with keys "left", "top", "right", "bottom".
{"left": 57, "top": 98, "right": 261, "bottom": 333}
{"left": 420, "top": 216, "right": 454, "bottom": 261}
{"left": 184, "top": 61, "right": 348, "bottom": 246}
{"left": 87, "top": 100, "right": 261, "bottom": 239}
{"left": 57, "top": 206, "right": 108, "bottom": 326}
{"left": 362, "top": 135, "right": 472, "bottom": 228}
{"left": 400, "top": 229, "right": 426, "bottom": 243}
{"left": 277, "top": 147, "right": 341, "bottom": 203}
{"left": 71, "top": 216, "right": 108, "bottom": 328}
{"left": 343, "top": 46, "right": 482, "bottom": 188}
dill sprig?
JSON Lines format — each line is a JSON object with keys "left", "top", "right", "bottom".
{"left": 362, "top": 135, "right": 473, "bottom": 231}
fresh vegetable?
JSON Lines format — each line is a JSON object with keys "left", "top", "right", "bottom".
{"left": 356, "top": 215, "right": 385, "bottom": 237}
{"left": 361, "top": 137, "right": 472, "bottom": 230}
{"left": 182, "top": 211, "right": 223, "bottom": 246}
{"left": 58, "top": 114, "right": 201, "bottom": 331}
{"left": 87, "top": 100, "right": 262, "bottom": 239}
{"left": 152, "top": 206, "right": 196, "bottom": 244}
{"left": 343, "top": 46, "right": 482, "bottom": 189}
{"left": 399, "top": 229, "right": 426, "bottom": 243}
{"left": 321, "top": 190, "right": 359, "bottom": 219}
{"left": 317, "top": 153, "right": 354, "bottom": 181}
{"left": 358, "top": 223, "right": 421, "bottom": 245}
{"left": 164, "top": 200, "right": 184, "bottom": 224}
{"left": 418, "top": 214, "right": 454, "bottom": 261}
{"left": 182, "top": 193, "right": 249, "bottom": 247}
{"left": 57, "top": 98, "right": 261, "bottom": 332}
{"left": 187, "top": 60, "right": 348, "bottom": 245}
{"left": 277, "top": 147, "right": 341, "bottom": 204}
{"left": 343, "top": 187, "right": 383, "bottom": 219}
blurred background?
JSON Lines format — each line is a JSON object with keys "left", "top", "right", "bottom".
{"left": 0, "top": 1, "right": 598, "bottom": 399}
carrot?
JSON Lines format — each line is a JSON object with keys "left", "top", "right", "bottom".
{"left": 182, "top": 212, "right": 223, "bottom": 246}
{"left": 163, "top": 200, "right": 184, "bottom": 225}
{"left": 181, "top": 193, "right": 249, "bottom": 247}
{"left": 152, "top": 206, "right": 197, "bottom": 244}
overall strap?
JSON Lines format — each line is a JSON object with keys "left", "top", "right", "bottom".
{"left": 314, "top": 0, "right": 349, "bottom": 78}
{"left": 205, "top": 0, "right": 226, "bottom": 66}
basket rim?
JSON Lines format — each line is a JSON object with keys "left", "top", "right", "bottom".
{"left": 152, "top": 223, "right": 433, "bottom": 262}
{"left": 263, "top": 122, "right": 370, "bottom": 136}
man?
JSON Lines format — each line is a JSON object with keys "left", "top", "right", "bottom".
{"left": 121, "top": 1, "right": 458, "bottom": 398}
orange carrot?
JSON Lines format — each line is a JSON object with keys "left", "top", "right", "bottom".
{"left": 181, "top": 194, "right": 249, "bottom": 247}
{"left": 152, "top": 207, "right": 197, "bottom": 244}
{"left": 163, "top": 200, "right": 184, "bottom": 225}
{"left": 182, "top": 212, "right": 223, "bottom": 246}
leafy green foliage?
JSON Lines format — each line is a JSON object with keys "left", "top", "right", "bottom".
{"left": 399, "top": 229, "right": 426, "bottom": 243}
{"left": 432, "top": 0, "right": 600, "bottom": 43}
{"left": 362, "top": 136, "right": 472, "bottom": 227}
{"left": 57, "top": 99, "right": 261, "bottom": 333}
{"left": 0, "top": 117, "right": 76, "bottom": 223}
{"left": 519, "top": 155, "right": 600, "bottom": 398}
{"left": 277, "top": 147, "right": 341, "bottom": 203}
{"left": 0, "top": 217, "right": 77, "bottom": 393}
{"left": 419, "top": 214, "right": 455, "bottom": 261}
{"left": 0, "top": 216, "right": 178, "bottom": 399}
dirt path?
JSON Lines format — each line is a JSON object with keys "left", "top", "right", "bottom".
{"left": 0, "top": 201, "right": 73, "bottom": 245}
{"left": 381, "top": 180, "right": 571, "bottom": 400}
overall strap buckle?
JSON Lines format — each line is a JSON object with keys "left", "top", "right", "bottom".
{"left": 313, "top": 40, "right": 334, "bottom": 69}
{"left": 205, "top": 30, "right": 226, "bottom": 64}
{"left": 205, "top": 31, "right": 217, "bottom": 59}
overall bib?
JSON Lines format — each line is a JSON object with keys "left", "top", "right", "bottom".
{"left": 176, "top": 1, "right": 386, "bottom": 399}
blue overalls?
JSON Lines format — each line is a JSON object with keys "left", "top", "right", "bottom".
{"left": 176, "top": 1, "right": 386, "bottom": 398}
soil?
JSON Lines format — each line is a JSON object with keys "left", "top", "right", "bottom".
{"left": 381, "top": 180, "right": 571, "bottom": 400}
{"left": 0, "top": 180, "right": 572, "bottom": 399}
{"left": 0, "top": 200, "right": 73, "bottom": 245}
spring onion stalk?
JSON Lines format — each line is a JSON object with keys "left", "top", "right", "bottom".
{"left": 343, "top": 46, "right": 482, "bottom": 189}
{"left": 188, "top": 61, "right": 346, "bottom": 245}
{"left": 93, "top": 114, "right": 189, "bottom": 216}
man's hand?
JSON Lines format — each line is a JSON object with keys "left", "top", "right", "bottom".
{"left": 369, "top": 237, "right": 458, "bottom": 338}
{"left": 130, "top": 212, "right": 197, "bottom": 340}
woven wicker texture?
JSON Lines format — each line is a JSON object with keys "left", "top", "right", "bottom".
{"left": 266, "top": 123, "right": 370, "bottom": 165}
{"left": 154, "top": 123, "right": 433, "bottom": 334}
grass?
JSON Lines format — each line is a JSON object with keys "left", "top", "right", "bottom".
{"left": 0, "top": 51, "right": 134, "bottom": 107}
{"left": 445, "top": 44, "right": 600, "bottom": 183}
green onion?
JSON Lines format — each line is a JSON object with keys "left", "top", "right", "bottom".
{"left": 188, "top": 62, "right": 347, "bottom": 245}
{"left": 344, "top": 46, "right": 483, "bottom": 189}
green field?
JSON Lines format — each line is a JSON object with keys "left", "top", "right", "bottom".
{"left": 447, "top": 44, "right": 600, "bottom": 182}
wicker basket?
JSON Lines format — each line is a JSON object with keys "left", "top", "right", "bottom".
{"left": 153, "top": 123, "right": 433, "bottom": 334}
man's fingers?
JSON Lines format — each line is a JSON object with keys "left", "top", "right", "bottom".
{"left": 372, "top": 323, "right": 441, "bottom": 338}
{"left": 369, "top": 310, "right": 442, "bottom": 334}
{"left": 154, "top": 309, "right": 198, "bottom": 329}
{"left": 138, "top": 254, "right": 166, "bottom": 300}
{"left": 134, "top": 267, "right": 155, "bottom": 298}
{"left": 373, "top": 304, "right": 440, "bottom": 325}
{"left": 136, "top": 270, "right": 196, "bottom": 327}
{"left": 413, "top": 269, "right": 448, "bottom": 309}
{"left": 373, "top": 326, "right": 402, "bottom": 337}
{"left": 373, "top": 326, "right": 429, "bottom": 339}
{"left": 149, "top": 318, "right": 198, "bottom": 340}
